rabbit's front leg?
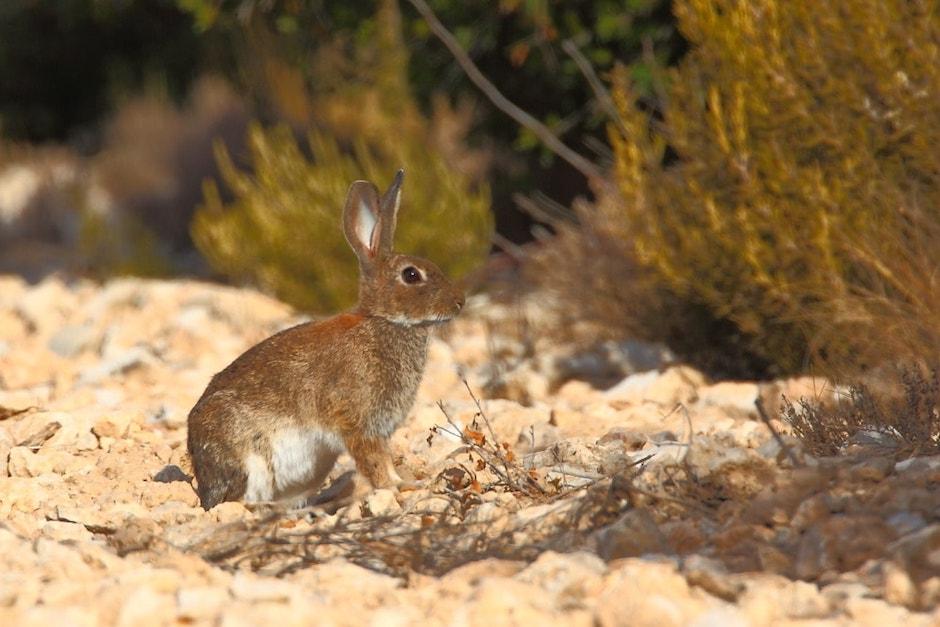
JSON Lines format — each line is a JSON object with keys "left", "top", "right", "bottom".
{"left": 345, "top": 434, "right": 402, "bottom": 488}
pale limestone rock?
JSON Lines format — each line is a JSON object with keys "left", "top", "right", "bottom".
{"left": 141, "top": 480, "right": 199, "bottom": 509}
{"left": 514, "top": 551, "right": 606, "bottom": 605}
{"left": 48, "top": 323, "right": 101, "bottom": 357}
{"left": 9, "top": 411, "right": 63, "bottom": 447}
{"left": 0, "top": 275, "right": 937, "bottom": 625}
{"left": 515, "top": 421, "right": 560, "bottom": 453}
{"left": 54, "top": 504, "right": 109, "bottom": 529}
{"left": 595, "top": 559, "right": 730, "bottom": 627}
{"left": 0, "top": 476, "right": 55, "bottom": 517}
{"left": 288, "top": 559, "right": 401, "bottom": 599}
{"left": 176, "top": 586, "right": 231, "bottom": 620}
{"left": 7, "top": 607, "right": 99, "bottom": 627}
{"left": 456, "top": 578, "right": 586, "bottom": 626}
{"left": 736, "top": 575, "right": 831, "bottom": 622}
{"left": 695, "top": 381, "right": 759, "bottom": 414}
{"left": 40, "top": 521, "right": 94, "bottom": 543}
{"left": 367, "top": 606, "right": 425, "bottom": 627}
{"left": 8, "top": 447, "right": 54, "bottom": 477}
{"left": 554, "top": 379, "right": 602, "bottom": 408}
{"left": 10, "top": 411, "right": 98, "bottom": 452}
{"left": 401, "top": 490, "right": 452, "bottom": 514}
{"left": 363, "top": 489, "right": 402, "bottom": 518}
{"left": 229, "top": 572, "right": 295, "bottom": 603}
{"left": 416, "top": 337, "right": 462, "bottom": 401}
{"left": 882, "top": 561, "right": 917, "bottom": 607}
{"left": 605, "top": 366, "right": 706, "bottom": 406}
{"left": 9, "top": 447, "right": 96, "bottom": 478}
{"left": 14, "top": 277, "right": 78, "bottom": 335}
{"left": 92, "top": 415, "right": 135, "bottom": 439}
{"left": 115, "top": 586, "right": 176, "bottom": 627}
{"left": 844, "top": 596, "right": 930, "bottom": 627}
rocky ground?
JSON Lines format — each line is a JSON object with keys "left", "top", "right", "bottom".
{"left": 0, "top": 274, "right": 938, "bottom": 626}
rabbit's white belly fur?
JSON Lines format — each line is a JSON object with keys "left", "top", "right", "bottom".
{"left": 243, "top": 427, "right": 344, "bottom": 502}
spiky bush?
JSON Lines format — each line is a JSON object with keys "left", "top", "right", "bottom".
{"left": 783, "top": 368, "right": 940, "bottom": 456}
{"left": 601, "top": 0, "right": 940, "bottom": 376}
{"left": 191, "top": 1, "right": 491, "bottom": 313}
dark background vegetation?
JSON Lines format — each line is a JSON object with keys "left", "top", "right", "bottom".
{"left": 0, "top": 0, "right": 681, "bottom": 240}
{"left": 1, "top": 0, "right": 937, "bottom": 395}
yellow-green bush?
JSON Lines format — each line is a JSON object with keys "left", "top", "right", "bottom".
{"left": 192, "top": 125, "right": 491, "bottom": 312}
{"left": 604, "top": 0, "right": 940, "bottom": 376}
{"left": 191, "top": 0, "right": 492, "bottom": 313}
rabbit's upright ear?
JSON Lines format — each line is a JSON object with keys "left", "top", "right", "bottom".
{"left": 343, "top": 180, "right": 383, "bottom": 268}
{"left": 377, "top": 169, "right": 404, "bottom": 255}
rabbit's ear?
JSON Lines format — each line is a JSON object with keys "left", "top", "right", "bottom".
{"left": 377, "top": 169, "right": 404, "bottom": 255}
{"left": 343, "top": 180, "right": 382, "bottom": 267}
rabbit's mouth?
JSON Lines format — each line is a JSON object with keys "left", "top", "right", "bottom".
{"left": 384, "top": 313, "right": 455, "bottom": 327}
{"left": 424, "top": 314, "right": 455, "bottom": 326}
{"left": 414, "top": 314, "right": 455, "bottom": 327}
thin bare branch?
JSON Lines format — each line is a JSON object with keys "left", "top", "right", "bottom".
{"left": 405, "top": 0, "right": 604, "bottom": 182}
{"left": 561, "top": 39, "right": 627, "bottom": 136}
{"left": 755, "top": 397, "right": 803, "bottom": 467}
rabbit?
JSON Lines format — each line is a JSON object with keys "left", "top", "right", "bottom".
{"left": 186, "top": 169, "right": 466, "bottom": 510}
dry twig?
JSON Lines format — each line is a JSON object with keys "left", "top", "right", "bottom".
{"left": 406, "top": 0, "right": 604, "bottom": 182}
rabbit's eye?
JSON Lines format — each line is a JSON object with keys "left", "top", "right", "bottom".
{"left": 402, "top": 266, "right": 423, "bottom": 284}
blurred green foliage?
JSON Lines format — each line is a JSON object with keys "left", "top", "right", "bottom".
{"left": 175, "top": 0, "right": 684, "bottom": 229}
{"left": 191, "top": 1, "right": 492, "bottom": 313}
{"left": 192, "top": 125, "right": 492, "bottom": 312}
{"left": 606, "top": 0, "right": 940, "bottom": 376}
{"left": 0, "top": 1, "right": 683, "bottom": 240}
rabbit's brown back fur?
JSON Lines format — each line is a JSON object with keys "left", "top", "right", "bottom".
{"left": 188, "top": 313, "right": 430, "bottom": 508}
{"left": 187, "top": 171, "right": 466, "bottom": 509}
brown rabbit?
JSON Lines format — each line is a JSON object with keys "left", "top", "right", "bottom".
{"left": 187, "top": 170, "right": 465, "bottom": 510}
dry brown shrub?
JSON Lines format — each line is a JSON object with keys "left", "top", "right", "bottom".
{"left": 182, "top": 389, "right": 673, "bottom": 578}
{"left": 783, "top": 368, "right": 940, "bottom": 456}
{"left": 534, "top": 0, "right": 940, "bottom": 379}
{"left": 525, "top": 194, "right": 777, "bottom": 378}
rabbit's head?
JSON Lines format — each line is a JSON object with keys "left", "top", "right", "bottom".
{"left": 343, "top": 170, "right": 465, "bottom": 325}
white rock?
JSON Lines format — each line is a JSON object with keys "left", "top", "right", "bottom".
{"left": 695, "top": 382, "right": 759, "bottom": 414}
{"left": 464, "top": 502, "right": 506, "bottom": 529}
{"left": 47, "top": 323, "right": 101, "bottom": 357}
{"left": 78, "top": 346, "right": 155, "bottom": 385}
{"left": 11, "top": 411, "right": 97, "bottom": 451}
{"left": 8, "top": 446, "right": 54, "bottom": 477}
{"left": 895, "top": 455, "right": 940, "bottom": 473}
{"left": 116, "top": 586, "right": 176, "bottom": 627}
{"left": 605, "top": 366, "right": 705, "bottom": 406}
{"left": 363, "top": 489, "right": 402, "bottom": 518}
{"left": 40, "top": 521, "right": 94, "bottom": 543}
{"left": 229, "top": 573, "right": 295, "bottom": 603}
{"left": 177, "top": 586, "right": 231, "bottom": 619}
{"left": 515, "top": 551, "right": 606, "bottom": 601}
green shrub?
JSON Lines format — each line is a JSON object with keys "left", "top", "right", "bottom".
{"left": 192, "top": 0, "right": 491, "bottom": 313}
{"left": 192, "top": 124, "right": 491, "bottom": 313}
{"left": 602, "top": 0, "right": 940, "bottom": 376}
